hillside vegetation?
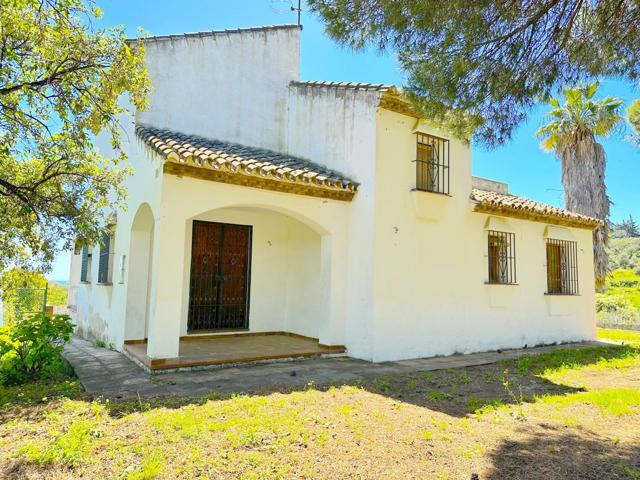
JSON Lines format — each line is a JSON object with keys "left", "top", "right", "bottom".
{"left": 609, "top": 237, "right": 640, "bottom": 272}
{"left": 598, "top": 234, "right": 640, "bottom": 328}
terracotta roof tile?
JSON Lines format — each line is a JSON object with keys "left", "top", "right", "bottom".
{"left": 290, "top": 80, "right": 397, "bottom": 92}
{"left": 136, "top": 125, "right": 358, "bottom": 199}
{"left": 470, "top": 188, "right": 601, "bottom": 229}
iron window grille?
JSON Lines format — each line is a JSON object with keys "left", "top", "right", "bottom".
{"left": 414, "top": 133, "right": 450, "bottom": 194}
{"left": 97, "top": 231, "right": 115, "bottom": 284}
{"left": 546, "top": 238, "right": 579, "bottom": 295}
{"left": 80, "top": 245, "right": 92, "bottom": 283}
{"left": 487, "top": 230, "right": 516, "bottom": 284}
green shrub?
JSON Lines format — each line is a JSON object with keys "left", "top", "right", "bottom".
{"left": 596, "top": 294, "right": 639, "bottom": 327}
{"left": 596, "top": 294, "right": 636, "bottom": 313}
{"left": 610, "top": 279, "right": 640, "bottom": 288}
{"left": 0, "top": 313, "right": 74, "bottom": 385}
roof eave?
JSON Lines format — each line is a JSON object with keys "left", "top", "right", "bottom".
{"left": 472, "top": 204, "right": 602, "bottom": 230}
{"left": 135, "top": 125, "right": 357, "bottom": 202}
{"left": 378, "top": 91, "right": 420, "bottom": 118}
{"left": 163, "top": 161, "right": 356, "bottom": 201}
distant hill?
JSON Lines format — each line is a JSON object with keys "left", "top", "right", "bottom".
{"left": 598, "top": 236, "right": 640, "bottom": 327}
{"left": 608, "top": 237, "right": 640, "bottom": 272}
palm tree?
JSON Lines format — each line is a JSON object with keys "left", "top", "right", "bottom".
{"left": 537, "top": 82, "right": 623, "bottom": 289}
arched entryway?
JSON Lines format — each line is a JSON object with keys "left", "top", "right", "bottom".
{"left": 124, "top": 203, "right": 154, "bottom": 341}
{"left": 181, "top": 205, "right": 328, "bottom": 340}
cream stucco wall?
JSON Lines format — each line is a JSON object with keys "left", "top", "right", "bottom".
{"left": 370, "top": 108, "right": 596, "bottom": 361}
{"left": 287, "top": 84, "right": 381, "bottom": 359}
{"left": 70, "top": 112, "right": 164, "bottom": 348}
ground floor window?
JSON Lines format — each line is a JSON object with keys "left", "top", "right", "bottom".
{"left": 97, "top": 230, "right": 115, "bottom": 284}
{"left": 546, "top": 238, "right": 579, "bottom": 295}
{"left": 487, "top": 230, "right": 516, "bottom": 284}
{"left": 80, "top": 245, "right": 92, "bottom": 283}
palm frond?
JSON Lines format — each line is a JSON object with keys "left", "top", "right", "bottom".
{"left": 539, "top": 82, "right": 622, "bottom": 287}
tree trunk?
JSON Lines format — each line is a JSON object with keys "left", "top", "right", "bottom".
{"left": 560, "top": 134, "right": 610, "bottom": 289}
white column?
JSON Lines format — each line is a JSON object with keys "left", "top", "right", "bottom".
{"left": 317, "top": 232, "right": 347, "bottom": 346}
{"left": 146, "top": 212, "right": 185, "bottom": 359}
{"left": 124, "top": 228, "right": 153, "bottom": 341}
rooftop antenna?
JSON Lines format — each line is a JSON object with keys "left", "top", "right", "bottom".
{"left": 270, "top": 0, "right": 302, "bottom": 27}
{"left": 291, "top": 0, "right": 301, "bottom": 26}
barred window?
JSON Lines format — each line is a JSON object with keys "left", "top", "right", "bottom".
{"left": 487, "top": 231, "right": 516, "bottom": 284}
{"left": 97, "top": 230, "right": 115, "bottom": 284}
{"left": 414, "top": 133, "right": 450, "bottom": 194}
{"left": 80, "top": 245, "right": 92, "bottom": 283}
{"left": 546, "top": 238, "right": 579, "bottom": 295}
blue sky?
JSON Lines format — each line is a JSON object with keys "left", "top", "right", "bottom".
{"left": 47, "top": 0, "right": 640, "bottom": 279}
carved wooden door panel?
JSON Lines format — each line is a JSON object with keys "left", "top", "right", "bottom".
{"left": 188, "top": 221, "right": 252, "bottom": 331}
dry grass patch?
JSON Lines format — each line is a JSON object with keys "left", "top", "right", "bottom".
{"left": 1, "top": 345, "right": 640, "bottom": 479}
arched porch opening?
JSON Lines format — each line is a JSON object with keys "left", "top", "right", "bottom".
{"left": 124, "top": 203, "right": 155, "bottom": 341}
{"left": 181, "top": 205, "right": 329, "bottom": 341}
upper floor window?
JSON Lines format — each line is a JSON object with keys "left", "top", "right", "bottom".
{"left": 546, "top": 238, "right": 579, "bottom": 295}
{"left": 415, "top": 133, "right": 450, "bottom": 194}
{"left": 97, "top": 230, "right": 115, "bottom": 284}
{"left": 80, "top": 245, "right": 92, "bottom": 283}
{"left": 487, "top": 230, "right": 516, "bottom": 284}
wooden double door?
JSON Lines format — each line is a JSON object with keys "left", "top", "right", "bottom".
{"left": 188, "top": 221, "right": 252, "bottom": 331}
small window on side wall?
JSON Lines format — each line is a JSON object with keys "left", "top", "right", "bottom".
{"left": 80, "top": 245, "right": 92, "bottom": 283}
{"left": 487, "top": 230, "right": 516, "bottom": 284}
{"left": 546, "top": 238, "right": 579, "bottom": 295}
{"left": 97, "top": 230, "right": 115, "bottom": 284}
{"left": 414, "top": 133, "right": 450, "bottom": 194}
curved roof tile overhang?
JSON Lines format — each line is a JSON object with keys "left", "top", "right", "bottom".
{"left": 470, "top": 188, "right": 602, "bottom": 230}
{"left": 289, "top": 80, "right": 419, "bottom": 117}
{"left": 135, "top": 125, "right": 358, "bottom": 201}
{"left": 290, "top": 80, "right": 396, "bottom": 92}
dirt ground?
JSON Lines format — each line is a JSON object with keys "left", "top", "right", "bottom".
{"left": 1, "top": 345, "right": 639, "bottom": 479}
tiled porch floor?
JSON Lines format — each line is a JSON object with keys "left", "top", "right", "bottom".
{"left": 124, "top": 333, "right": 345, "bottom": 371}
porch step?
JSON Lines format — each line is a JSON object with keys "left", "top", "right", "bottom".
{"left": 123, "top": 333, "right": 346, "bottom": 373}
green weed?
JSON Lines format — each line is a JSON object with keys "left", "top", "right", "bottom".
{"left": 420, "top": 429, "right": 433, "bottom": 440}
{"left": 537, "top": 388, "right": 640, "bottom": 416}
{"left": 428, "top": 390, "right": 452, "bottom": 402}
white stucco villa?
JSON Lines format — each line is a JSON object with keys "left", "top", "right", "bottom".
{"left": 69, "top": 24, "right": 600, "bottom": 371}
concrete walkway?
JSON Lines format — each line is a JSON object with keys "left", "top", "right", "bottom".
{"left": 63, "top": 337, "right": 606, "bottom": 400}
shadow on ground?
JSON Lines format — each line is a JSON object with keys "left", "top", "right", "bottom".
{"left": 486, "top": 425, "right": 640, "bottom": 479}
{"left": 4, "top": 343, "right": 636, "bottom": 422}
{"left": 3, "top": 345, "right": 640, "bottom": 480}
{"left": 100, "top": 344, "right": 639, "bottom": 419}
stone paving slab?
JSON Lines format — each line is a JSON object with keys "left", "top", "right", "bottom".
{"left": 63, "top": 337, "right": 608, "bottom": 400}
